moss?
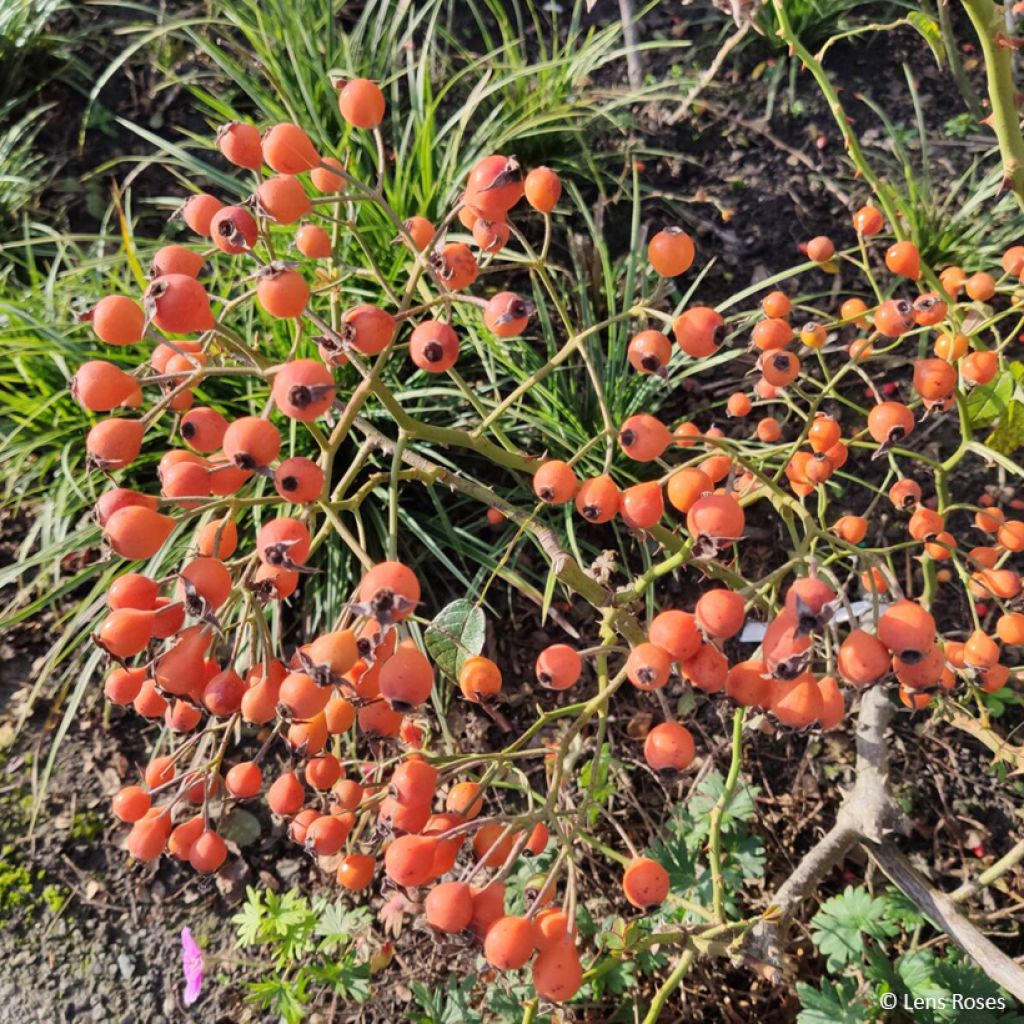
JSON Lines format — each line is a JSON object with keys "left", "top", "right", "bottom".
{"left": 0, "top": 845, "right": 40, "bottom": 917}
{"left": 69, "top": 810, "right": 103, "bottom": 842}
{"left": 0, "top": 778, "right": 33, "bottom": 839}
{"left": 0, "top": 846, "right": 69, "bottom": 921}
{"left": 40, "top": 884, "right": 67, "bottom": 914}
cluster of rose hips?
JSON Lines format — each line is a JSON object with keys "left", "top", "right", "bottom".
{"left": 71, "top": 67, "right": 1024, "bottom": 1008}
{"left": 76, "top": 76, "right": 605, "bottom": 1003}
{"left": 521, "top": 220, "right": 1023, "bottom": 724}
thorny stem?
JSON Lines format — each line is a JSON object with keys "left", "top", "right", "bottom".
{"left": 770, "top": 0, "right": 901, "bottom": 232}
{"left": 961, "top": 0, "right": 1024, "bottom": 209}
{"left": 935, "top": 0, "right": 985, "bottom": 119}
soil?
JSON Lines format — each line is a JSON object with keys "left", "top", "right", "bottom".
{"left": 2, "top": 4, "right": 1023, "bottom": 1024}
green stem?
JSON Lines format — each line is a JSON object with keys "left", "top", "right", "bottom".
{"left": 387, "top": 431, "right": 407, "bottom": 561}
{"left": 952, "top": 836, "right": 1024, "bottom": 903}
{"left": 935, "top": 0, "right": 985, "bottom": 119}
{"left": 709, "top": 708, "right": 747, "bottom": 923}
{"left": 641, "top": 948, "right": 696, "bottom": 1024}
{"left": 771, "top": 0, "right": 900, "bottom": 231}
{"left": 962, "top": 0, "right": 1024, "bottom": 209}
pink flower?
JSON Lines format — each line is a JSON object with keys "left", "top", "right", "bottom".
{"left": 181, "top": 927, "right": 203, "bottom": 1007}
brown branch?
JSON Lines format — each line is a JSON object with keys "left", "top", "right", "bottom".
{"left": 617, "top": 0, "right": 644, "bottom": 89}
{"left": 748, "top": 683, "right": 1024, "bottom": 1005}
{"left": 667, "top": 22, "right": 751, "bottom": 126}
{"left": 866, "top": 841, "right": 1024, "bottom": 1004}
{"left": 746, "top": 686, "right": 903, "bottom": 966}
{"left": 844, "top": 682, "right": 903, "bottom": 843}
{"left": 756, "top": 821, "right": 859, "bottom": 931}
{"left": 947, "top": 707, "right": 1024, "bottom": 773}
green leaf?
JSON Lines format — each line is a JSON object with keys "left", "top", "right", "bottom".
{"left": 245, "top": 976, "right": 308, "bottom": 1024}
{"left": 485, "top": 977, "right": 542, "bottom": 1022}
{"left": 647, "top": 812, "right": 698, "bottom": 896}
{"left": 234, "top": 886, "right": 375, "bottom": 1019}
{"left": 982, "top": 684, "right": 1024, "bottom": 719}
{"left": 986, "top": 400, "right": 1024, "bottom": 456}
{"left": 409, "top": 978, "right": 485, "bottom": 1023}
{"left": 882, "top": 889, "right": 926, "bottom": 930}
{"left": 578, "top": 743, "right": 620, "bottom": 825}
{"left": 797, "top": 978, "right": 869, "bottom": 1024}
{"left": 315, "top": 901, "right": 372, "bottom": 952}
{"left": 731, "top": 834, "right": 766, "bottom": 881}
{"left": 647, "top": 767, "right": 765, "bottom": 921}
{"left": 309, "top": 953, "right": 372, "bottom": 1002}
{"left": 540, "top": 562, "right": 558, "bottom": 625}
{"left": 934, "top": 948, "right": 1024, "bottom": 1023}
{"left": 810, "top": 887, "right": 899, "bottom": 972}
{"left": 686, "top": 771, "right": 759, "bottom": 838}
{"left": 590, "top": 956, "right": 637, "bottom": 997}
{"left": 967, "top": 370, "right": 1015, "bottom": 428}
{"left": 906, "top": 11, "right": 946, "bottom": 66}
{"left": 897, "top": 951, "right": 952, "bottom": 1013}
{"left": 232, "top": 887, "right": 265, "bottom": 947}
{"left": 220, "top": 808, "right": 261, "bottom": 847}
{"left": 423, "top": 599, "right": 486, "bottom": 679}
{"left": 865, "top": 944, "right": 899, "bottom": 990}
